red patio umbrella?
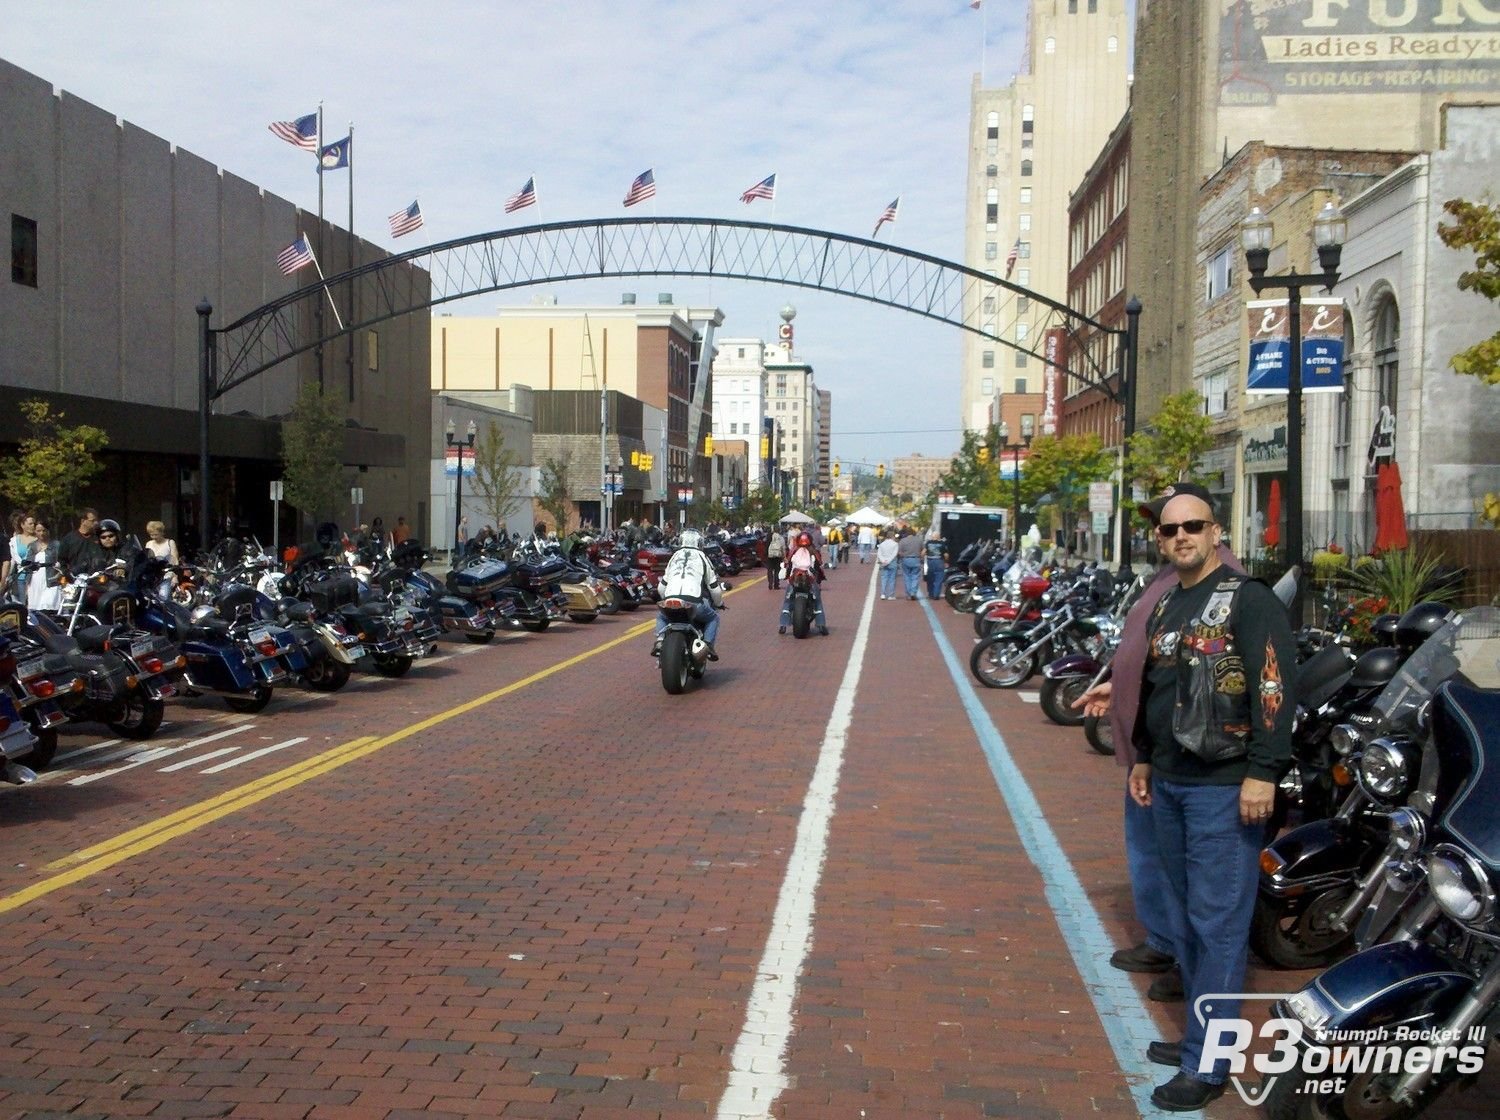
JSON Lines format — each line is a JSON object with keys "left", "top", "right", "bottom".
{"left": 1263, "top": 478, "right": 1282, "bottom": 550}
{"left": 1373, "top": 461, "right": 1409, "bottom": 553}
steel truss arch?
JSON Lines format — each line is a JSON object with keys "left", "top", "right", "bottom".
{"left": 207, "top": 217, "right": 1125, "bottom": 401}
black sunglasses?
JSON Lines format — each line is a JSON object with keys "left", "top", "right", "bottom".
{"left": 99, "top": 531, "right": 118, "bottom": 537}
{"left": 1157, "top": 519, "right": 1214, "bottom": 538}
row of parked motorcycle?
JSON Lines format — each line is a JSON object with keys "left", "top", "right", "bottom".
{"left": 943, "top": 535, "right": 1500, "bottom": 1116}
{"left": 0, "top": 527, "right": 772, "bottom": 787}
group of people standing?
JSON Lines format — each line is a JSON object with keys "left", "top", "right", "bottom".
{"left": 875, "top": 523, "right": 948, "bottom": 602}
{"left": 3, "top": 507, "right": 181, "bottom": 609}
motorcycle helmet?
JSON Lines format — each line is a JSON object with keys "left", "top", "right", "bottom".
{"left": 678, "top": 530, "right": 703, "bottom": 550}
{"left": 797, "top": 533, "right": 812, "bottom": 548}
{"left": 1371, "top": 614, "right": 1400, "bottom": 646}
{"left": 1394, "top": 601, "right": 1453, "bottom": 654}
{"left": 1348, "top": 645, "right": 1403, "bottom": 691}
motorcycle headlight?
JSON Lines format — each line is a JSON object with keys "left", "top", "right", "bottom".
{"left": 1358, "top": 738, "right": 1410, "bottom": 799}
{"left": 1427, "top": 844, "right": 1496, "bottom": 925}
{"left": 1330, "top": 723, "right": 1364, "bottom": 757}
{"left": 1283, "top": 989, "right": 1332, "bottom": 1034}
{"left": 1386, "top": 807, "right": 1426, "bottom": 854}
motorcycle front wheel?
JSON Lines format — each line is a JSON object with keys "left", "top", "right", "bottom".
{"left": 1261, "top": 1051, "right": 1447, "bottom": 1120}
{"left": 1039, "top": 676, "right": 1089, "bottom": 727}
{"left": 969, "top": 633, "right": 1035, "bottom": 688}
{"left": 108, "top": 693, "right": 166, "bottom": 739}
{"left": 1083, "top": 715, "right": 1114, "bottom": 756}
{"left": 944, "top": 579, "right": 975, "bottom": 610}
{"left": 1249, "top": 886, "right": 1355, "bottom": 970}
{"left": 225, "top": 685, "right": 274, "bottom": 714}
{"left": 660, "top": 632, "right": 690, "bottom": 694}
{"left": 304, "top": 659, "right": 352, "bottom": 692}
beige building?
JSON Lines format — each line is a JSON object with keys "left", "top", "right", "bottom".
{"left": 961, "top": 0, "right": 1132, "bottom": 431}
{"left": 431, "top": 299, "right": 724, "bottom": 510}
{"left": 1128, "top": 0, "right": 1500, "bottom": 417}
{"left": 892, "top": 454, "right": 950, "bottom": 502}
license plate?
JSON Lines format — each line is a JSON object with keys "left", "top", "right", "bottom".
{"left": 130, "top": 639, "right": 154, "bottom": 659}
{"left": 17, "top": 659, "right": 45, "bottom": 680}
{"left": 249, "top": 627, "right": 271, "bottom": 645}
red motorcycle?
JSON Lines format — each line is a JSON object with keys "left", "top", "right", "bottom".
{"left": 973, "top": 575, "right": 1050, "bottom": 639}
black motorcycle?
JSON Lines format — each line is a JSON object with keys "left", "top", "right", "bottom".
{"left": 656, "top": 585, "right": 728, "bottom": 695}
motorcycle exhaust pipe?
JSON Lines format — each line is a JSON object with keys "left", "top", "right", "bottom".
{"left": 3, "top": 760, "right": 39, "bottom": 785}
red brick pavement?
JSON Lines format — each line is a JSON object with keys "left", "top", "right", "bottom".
{"left": 0, "top": 564, "right": 1491, "bottom": 1118}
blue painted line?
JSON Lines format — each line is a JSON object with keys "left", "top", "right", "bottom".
{"left": 920, "top": 599, "right": 1174, "bottom": 1118}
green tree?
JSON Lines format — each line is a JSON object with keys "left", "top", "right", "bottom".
{"left": 936, "top": 426, "right": 1005, "bottom": 507}
{"left": 738, "top": 484, "right": 783, "bottom": 528}
{"left": 469, "top": 421, "right": 524, "bottom": 532}
{"left": 1019, "top": 433, "right": 1113, "bottom": 544}
{"left": 538, "top": 454, "right": 575, "bottom": 535}
{"left": 0, "top": 399, "right": 109, "bottom": 528}
{"left": 1436, "top": 198, "right": 1500, "bottom": 385}
{"left": 280, "top": 382, "right": 345, "bottom": 525}
{"left": 1125, "top": 390, "right": 1214, "bottom": 497}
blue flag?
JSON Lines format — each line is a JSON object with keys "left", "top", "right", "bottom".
{"left": 318, "top": 136, "right": 350, "bottom": 172}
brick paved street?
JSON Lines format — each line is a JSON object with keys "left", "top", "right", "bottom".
{"left": 0, "top": 565, "right": 1494, "bottom": 1119}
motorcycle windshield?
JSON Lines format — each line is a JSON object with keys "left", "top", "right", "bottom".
{"left": 1436, "top": 677, "right": 1500, "bottom": 870}
{"left": 1373, "top": 607, "right": 1500, "bottom": 734}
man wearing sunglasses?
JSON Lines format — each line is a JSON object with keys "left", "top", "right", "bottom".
{"left": 1127, "top": 482, "right": 1296, "bottom": 1111}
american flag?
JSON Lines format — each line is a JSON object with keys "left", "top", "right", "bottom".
{"left": 277, "top": 235, "right": 315, "bottom": 275}
{"left": 969, "top": 1, "right": 982, "bottom": 10}
{"left": 740, "top": 173, "right": 776, "bottom": 204}
{"left": 1005, "top": 237, "right": 1020, "bottom": 279}
{"left": 623, "top": 168, "right": 656, "bottom": 207}
{"left": 388, "top": 200, "right": 424, "bottom": 238}
{"left": 268, "top": 112, "right": 318, "bottom": 151}
{"left": 872, "top": 196, "right": 900, "bottom": 238}
{"left": 504, "top": 176, "right": 537, "bottom": 214}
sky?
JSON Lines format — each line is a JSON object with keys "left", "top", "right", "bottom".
{"left": 1, "top": 0, "right": 1037, "bottom": 469}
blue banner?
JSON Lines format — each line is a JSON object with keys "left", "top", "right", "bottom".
{"left": 1246, "top": 299, "right": 1345, "bottom": 394}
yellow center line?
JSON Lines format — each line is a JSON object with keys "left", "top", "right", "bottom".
{"left": 8, "top": 578, "right": 756, "bottom": 916}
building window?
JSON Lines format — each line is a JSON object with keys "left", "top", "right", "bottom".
{"left": 1044, "top": 36, "right": 1056, "bottom": 53}
{"left": 986, "top": 164, "right": 998, "bottom": 178}
{"left": 1017, "top": 295, "right": 1030, "bottom": 313}
{"left": 11, "top": 214, "right": 38, "bottom": 287}
{"left": 1201, "top": 370, "right": 1229, "bottom": 416}
{"left": 1374, "top": 297, "right": 1400, "bottom": 414}
{"left": 982, "top": 377, "right": 995, "bottom": 396}
{"left": 982, "top": 351, "right": 995, "bottom": 368}
{"left": 1205, "top": 244, "right": 1234, "bottom": 302}
{"left": 1017, "top": 381, "right": 1029, "bottom": 397}
{"left": 737, "top": 347, "right": 745, "bottom": 358}
{"left": 1016, "top": 323, "right": 1029, "bottom": 341}
{"left": 1090, "top": 0, "right": 1099, "bottom": 11}
{"left": 983, "top": 296, "right": 996, "bottom": 314}
{"left": 1019, "top": 241, "right": 1031, "bottom": 259}
{"left": 1017, "top": 268, "right": 1030, "bottom": 286}
{"left": 1021, "top": 160, "right": 1033, "bottom": 177}
{"left": 985, "top": 242, "right": 998, "bottom": 260}
{"left": 1107, "top": 34, "right": 1118, "bottom": 52}
{"left": 1069, "top": 0, "right": 1078, "bottom": 11}
{"left": 1019, "top": 214, "right": 1031, "bottom": 232}
{"left": 986, "top": 205, "right": 998, "bottom": 231}
{"left": 1016, "top": 352, "right": 1028, "bottom": 368}
{"left": 1020, "top": 187, "right": 1032, "bottom": 205}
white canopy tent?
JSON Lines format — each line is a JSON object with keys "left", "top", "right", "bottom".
{"left": 845, "top": 506, "right": 892, "bottom": 527}
{"left": 779, "top": 510, "right": 815, "bottom": 525}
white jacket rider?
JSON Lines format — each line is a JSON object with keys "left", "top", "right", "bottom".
{"left": 652, "top": 530, "right": 725, "bottom": 660}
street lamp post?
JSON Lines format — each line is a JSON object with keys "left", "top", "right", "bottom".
{"left": 603, "top": 455, "right": 624, "bottom": 533}
{"left": 445, "top": 418, "right": 477, "bottom": 555}
{"left": 1000, "top": 415, "right": 1034, "bottom": 552}
{"left": 1241, "top": 200, "right": 1346, "bottom": 624}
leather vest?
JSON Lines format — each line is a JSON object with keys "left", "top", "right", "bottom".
{"left": 1150, "top": 575, "right": 1254, "bottom": 765}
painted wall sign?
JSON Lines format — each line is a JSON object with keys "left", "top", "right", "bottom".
{"left": 1219, "top": 1, "right": 1500, "bottom": 106}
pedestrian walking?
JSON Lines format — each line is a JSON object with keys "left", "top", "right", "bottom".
{"left": 1125, "top": 481, "right": 1295, "bottom": 1111}
{"left": 896, "top": 527, "right": 922, "bottom": 600}
{"left": 825, "top": 524, "right": 842, "bottom": 570}
{"left": 764, "top": 526, "right": 785, "bottom": 589}
{"left": 455, "top": 515, "right": 469, "bottom": 559}
{"left": 876, "top": 531, "right": 899, "bottom": 599}
{"left": 857, "top": 523, "right": 876, "bottom": 563}
{"left": 922, "top": 528, "right": 947, "bottom": 599}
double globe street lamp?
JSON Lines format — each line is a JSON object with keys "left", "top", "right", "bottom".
{"left": 445, "top": 418, "right": 477, "bottom": 554}
{"left": 999, "top": 415, "right": 1034, "bottom": 552}
{"left": 1240, "top": 200, "right": 1346, "bottom": 622}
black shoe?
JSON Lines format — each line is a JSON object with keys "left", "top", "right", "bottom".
{"left": 818, "top": 626, "right": 829, "bottom": 636}
{"left": 778, "top": 625, "right": 786, "bottom": 635}
{"left": 1148, "top": 969, "right": 1185, "bottom": 1003}
{"left": 1147, "top": 1041, "right": 1183, "bottom": 1068}
{"left": 650, "top": 638, "right": 662, "bottom": 658}
{"left": 1151, "top": 1072, "right": 1225, "bottom": 1112}
{"left": 1109, "top": 942, "right": 1176, "bottom": 973}
{"left": 704, "top": 642, "right": 719, "bottom": 662}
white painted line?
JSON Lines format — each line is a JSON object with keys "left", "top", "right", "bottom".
{"left": 715, "top": 568, "right": 879, "bottom": 1120}
{"left": 1018, "top": 692, "right": 1041, "bottom": 704}
{"left": 199, "top": 736, "right": 308, "bottom": 774}
{"left": 68, "top": 725, "right": 256, "bottom": 786}
{"left": 158, "top": 745, "right": 241, "bottom": 772}
{"left": 52, "top": 738, "right": 124, "bottom": 765}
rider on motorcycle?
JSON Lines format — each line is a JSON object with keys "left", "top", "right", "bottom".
{"left": 779, "top": 532, "right": 829, "bottom": 636}
{"left": 651, "top": 529, "right": 725, "bottom": 661}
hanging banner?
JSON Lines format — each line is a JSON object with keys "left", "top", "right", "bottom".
{"left": 1246, "top": 298, "right": 1345, "bottom": 394}
{"left": 1041, "top": 328, "right": 1067, "bottom": 436}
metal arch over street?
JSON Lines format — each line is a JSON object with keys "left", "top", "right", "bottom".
{"left": 204, "top": 217, "right": 1127, "bottom": 401}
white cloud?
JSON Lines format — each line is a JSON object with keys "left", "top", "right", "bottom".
{"left": 1, "top": 0, "right": 1030, "bottom": 463}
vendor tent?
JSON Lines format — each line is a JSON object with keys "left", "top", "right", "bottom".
{"left": 779, "top": 510, "right": 815, "bottom": 525}
{"left": 845, "top": 506, "right": 892, "bottom": 527}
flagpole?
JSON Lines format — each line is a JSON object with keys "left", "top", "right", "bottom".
{"left": 307, "top": 241, "right": 345, "bottom": 331}
{"left": 770, "top": 171, "right": 777, "bottom": 223}
{"left": 346, "top": 121, "right": 355, "bottom": 402}
{"left": 315, "top": 102, "right": 325, "bottom": 389}
{"left": 982, "top": 2, "right": 988, "bottom": 87}
{"left": 533, "top": 174, "right": 541, "bottom": 224}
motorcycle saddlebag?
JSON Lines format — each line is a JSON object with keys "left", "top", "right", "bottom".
{"left": 512, "top": 556, "right": 568, "bottom": 590}
{"left": 445, "top": 558, "right": 511, "bottom": 599}
{"left": 303, "top": 574, "right": 363, "bottom": 613}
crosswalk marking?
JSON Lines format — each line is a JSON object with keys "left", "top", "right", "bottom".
{"left": 199, "top": 736, "right": 308, "bottom": 774}
{"left": 68, "top": 725, "right": 256, "bottom": 786}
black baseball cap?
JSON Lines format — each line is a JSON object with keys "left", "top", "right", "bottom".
{"left": 1137, "top": 482, "right": 1217, "bottom": 525}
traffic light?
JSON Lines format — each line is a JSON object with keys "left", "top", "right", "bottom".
{"left": 704, "top": 435, "right": 714, "bottom": 457}
{"left": 977, "top": 445, "right": 990, "bottom": 465}
{"left": 877, "top": 463, "right": 886, "bottom": 480}
{"left": 832, "top": 461, "right": 840, "bottom": 478}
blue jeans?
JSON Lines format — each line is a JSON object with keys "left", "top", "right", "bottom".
{"left": 655, "top": 599, "right": 720, "bottom": 644}
{"left": 779, "top": 581, "right": 827, "bottom": 629}
{"left": 901, "top": 556, "right": 921, "bottom": 597}
{"left": 1151, "top": 778, "right": 1263, "bottom": 1085}
{"left": 1124, "top": 780, "right": 1175, "bottom": 958}
{"left": 924, "top": 561, "right": 944, "bottom": 599}
{"left": 879, "top": 563, "right": 897, "bottom": 597}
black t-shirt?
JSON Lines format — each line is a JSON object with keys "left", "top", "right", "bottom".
{"left": 923, "top": 538, "right": 947, "bottom": 563}
{"left": 1137, "top": 566, "right": 1296, "bottom": 785}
